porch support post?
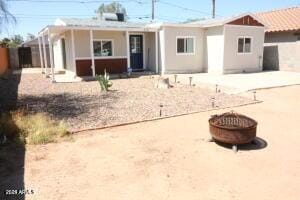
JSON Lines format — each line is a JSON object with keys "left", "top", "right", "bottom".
{"left": 90, "top": 29, "right": 95, "bottom": 77}
{"left": 38, "top": 36, "right": 44, "bottom": 74}
{"left": 126, "top": 31, "right": 130, "bottom": 72}
{"left": 155, "top": 31, "right": 159, "bottom": 74}
{"left": 71, "top": 29, "right": 77, "bottom": 77}
{"left": 159, "top": 29, "right": 166, "bottom": 75}
{"left": 42, "top": 34, "right": 48, "bottom": 76}
{"left": 48, "top": 29, "right": 55, "bottom": 82}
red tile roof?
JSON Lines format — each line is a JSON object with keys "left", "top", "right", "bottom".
{"left": 255, "top": 7, "right": 300, "bottom": 32}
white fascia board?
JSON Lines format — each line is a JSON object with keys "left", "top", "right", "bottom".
{"left": 38, "top": 24, "right": 158, "bottom": 37}
{"left": 57, "top": 25, "right": 156, "bottom": 32}
{"left": 224, "top": 24, "right": 265, "bottom": 29}
{"left": 160, "top": 22, "right": 201, "bottom": 28}
{"left": 38, "top": 26, "right": 50, "bottom": 36}
{"left": 21, "top": 37, "right": 39, "bottom": 46}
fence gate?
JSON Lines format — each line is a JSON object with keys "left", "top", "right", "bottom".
{"left": 18, "top": 47, "right": 32, "bottom": 68}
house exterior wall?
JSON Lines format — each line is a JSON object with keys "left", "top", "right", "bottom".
{"left": 53, "top": 38, "right": 64, "bottom": 70}
{"left": 263, "top": 31, "right": 300, "bottom": 72}
{"left": 72, "top": 30, "right": 127, "bottom": 58}
{"left": 66, "top": 29, "right": 157, "bottom": 75}
{"left": 93, "top": 30, "right": 127, "bottom": 57}
{"left": 64, "top": 30, "right": 76, "bottom": 75}
{"left": 158, "top": 29, "right": 164, "bottom": 74}
{"left": 223, "top": 25, "right": 264, "bottom": 74}
{"left": 75, "top": 30, "right": 127, "bottom": 75}
{"left": 30, "top": 45, "right": 42, "bottom": 67}
{"left": 144, "top": 32, "right": 156, "bottom": 71}
{"left": 52, "top": 22, "right": 266, "bottom": 76}
{"left": 74, "top": 30, "right": 91, "bottom": 58}
{"left": 21, "top": 44, "right": 43, "bottom": 68}
{"left": 203, "top": 26, "right": 224, "bottom": 74}
{"left": 162, "top": 26, "right": 204, "bottom": 73}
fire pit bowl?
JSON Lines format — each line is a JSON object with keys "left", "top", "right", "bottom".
{"left": 209, "top": 112, "right": 257, "bottom": 145}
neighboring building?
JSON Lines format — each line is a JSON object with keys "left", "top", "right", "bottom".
{"left": 256, "top": 7, "right": 300, "bottom": 72}
{"left": 32, "top": 13, "right": 265, "bottom": 82}
{"left": 21, "top": 38, "right": 50, "bottom": 68}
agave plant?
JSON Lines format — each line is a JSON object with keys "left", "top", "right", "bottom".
{"left": 96, "top": 69, "right": 113, "bottom": 91}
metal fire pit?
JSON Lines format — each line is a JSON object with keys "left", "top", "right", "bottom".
{"left": 209, "top": 112, "right": 257, "bottom": 152}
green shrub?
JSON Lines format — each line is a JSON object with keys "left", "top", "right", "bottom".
{"left": 0, "top": 112, "right": 71, "bottom": 145}
{"left": 96, "top": 69, "right": 113, "bottom": 91}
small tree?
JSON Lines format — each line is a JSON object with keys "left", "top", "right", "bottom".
{"left": 0, "top": 0, "right": 16, "bottom": 33}
{"left": 0, "top": 35, "right": 24, "bottom": 47}
{"left": 26, "top": 33, "right": 36, "bottom": 41}
{"left": 9, "top": 34, "right": 24, "bottom": 47}
{"left": 95, "top": 2, "right": 127, "bottom": 20}
{"left": 0, "top": 37, "right": 10, "bottom": 47}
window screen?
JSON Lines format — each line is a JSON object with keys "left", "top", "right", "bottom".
{"left": 244, "top": 38, "right": 251, "bottom": 53}
{"left": 93, "top": 41, "right": 102, "bottom": 56}
{"left": 186, "top": 38, "right": 194, "bottom": 53}
{"left": 177, "top": 38, "right": 185, "bottom": 53}
{"left": 177, "top": 37, "right": 194, "bottom": 54}
{"left": 238, "top": 37, "right": 252, "bottom": 53}
{"left": 238, "top": 38, "right": 244, "bottom": 53}
{"left": 93, "top": 40, "right": 113, "bottom": 56}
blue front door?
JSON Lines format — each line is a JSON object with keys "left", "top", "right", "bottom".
{"left": 130, "top": 35, "right": 143, "bottom": 70}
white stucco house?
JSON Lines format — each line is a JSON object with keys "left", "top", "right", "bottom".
{"left": 35, "top": 13, "right": 265, "bottom": 82}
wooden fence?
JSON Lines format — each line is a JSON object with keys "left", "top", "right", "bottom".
{"left": 0, "top": 47, "right": 9, "bottom": 75}
{"left": 1, "top": 46, "right": 49, "bottom": 72}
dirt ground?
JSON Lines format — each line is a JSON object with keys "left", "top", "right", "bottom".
{"left": 2, "top": 85, "right": 300, "bottom": 200}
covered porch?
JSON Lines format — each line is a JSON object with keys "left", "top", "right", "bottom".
{"left": 38, "top": 25, "right": 159, "bottom": 82}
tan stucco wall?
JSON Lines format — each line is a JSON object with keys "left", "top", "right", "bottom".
{"left": 163, "top": 26, "right": 204, "bottom": 73}
{"left": 203, "top": 26, "right": 224, "bottom": 74}
{"left": 72, "top": 30, "right": 127, "bottom": 58}
{"left": 223, "top": 25, "right": 265, "bottom": 74}
{"left": 263, "top": 31, "right": 300, "bottom": 72}
{"left": 144, "top": 32, "right": 156, "bottom": 71}
{"left": 53, "top": 38, "right": 64, "bottom": 70}
{"left": 74, "top": 30, "right": 91, "bottom": 58}
{"left": 64, "top": 30, "right": 75, "bottom": 73}
{"left": 62, "top": 29, "right": 159, "bottom": 74}
{"left": 93, "top": 30, "right": 127, "bottom": 57}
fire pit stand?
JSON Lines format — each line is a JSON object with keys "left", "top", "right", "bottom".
{"left": 208, "top": 111, "right": 258, "bottom": 152}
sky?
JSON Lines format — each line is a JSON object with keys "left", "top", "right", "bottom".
{"left": 1, "top": 0, "right": 299, "bottom": 39}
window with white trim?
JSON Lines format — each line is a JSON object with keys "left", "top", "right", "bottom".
{"left": 177, "top": 37, "right": 195, "bottom": 54}
{"left": 93, "top": 40, "right": 113, "bottom": 56}
{"left": 238, "top": 37, "right": 252, "bottom": 53}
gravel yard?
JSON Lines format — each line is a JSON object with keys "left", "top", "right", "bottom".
{"left": 0, "top": 73, "right": 255, "bottom": 131}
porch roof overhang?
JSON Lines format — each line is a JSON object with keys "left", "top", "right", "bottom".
{"left": 38, "top": 24, "right": 159, "bottom": 37}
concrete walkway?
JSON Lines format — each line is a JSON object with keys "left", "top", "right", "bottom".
{"left": 166, "top": 71, "right": 300, "bottom": 94}
{"left": 16, "top": 85, "right": 300, "bottom": 200}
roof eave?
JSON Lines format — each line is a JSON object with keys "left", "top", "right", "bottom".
{"left": 266, "top": 28, "right": 300, "bottom": 33}
{"left": 223, "top": 12, "right": 266, "bottom": 26}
